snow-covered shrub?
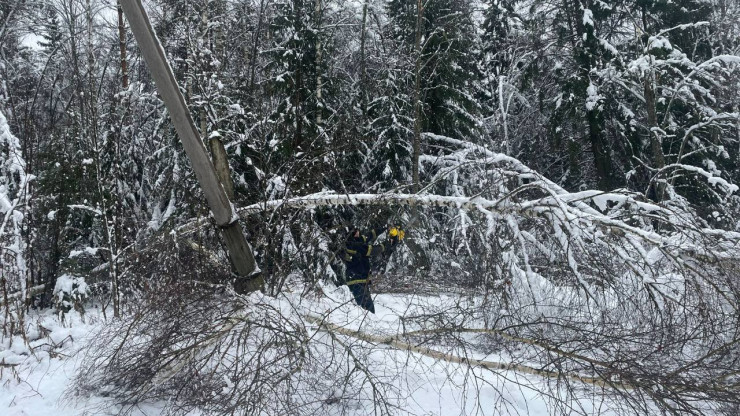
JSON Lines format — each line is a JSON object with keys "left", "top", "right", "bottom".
{"left": 53, "top": 274, "right": 89, "bottom": 315}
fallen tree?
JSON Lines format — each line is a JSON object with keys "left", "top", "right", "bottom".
{"left": 77, "top": 132, "right": 740, "bottom": 415}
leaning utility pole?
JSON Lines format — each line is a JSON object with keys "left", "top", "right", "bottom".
{"left": 120, "top": 0, "right": 262, "bottom": 293}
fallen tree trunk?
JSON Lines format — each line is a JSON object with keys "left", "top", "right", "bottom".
{"left": 230, "top": 192, "right": 738, "bottom": 262}
{"left": 303, "top": 315, "right": 628, "bottom": 390}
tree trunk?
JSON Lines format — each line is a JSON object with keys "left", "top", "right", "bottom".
{"left": 293, "top": 0, "right": 304, "bottom": 151}
{"left": 639, "top": 6, "right": 666, "bottom": 202}
{"left": 201, "top": 2, "right": 236, "bottom": 201}
{"left": 117, "top": 0, "right": 128, "bottom": 90}
{"left": 314, "top": 0, "right": 323, "bottom": 127}
{"left": 645, "top": 70, "right": 666, "bottom": 201}
{"left": 588, "top": 109, "right": 612, "bottom": 191}
{"left": 111, "top": 0, "right": 129, "bottom": 318}
{"left": 412, "top": 0, "right": 423, "bottom": 192}
{"left": 359, "top": 0, "right": 369, "bottom": 120}
{"left": 249, "top": 0, "right": 266, "bottom": 94}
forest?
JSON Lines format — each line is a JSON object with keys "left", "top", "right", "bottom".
{"left": 2, "top": 0, "right": 740, "bottom": 415}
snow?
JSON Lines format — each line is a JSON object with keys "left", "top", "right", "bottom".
{"left": 296, "top": 286, "right": 630, "bottom": 415}
{"left": 20, "top": 34, "right": 44, "bottom": 51}
{"left": 648, "top": 36, "right": 672, "bottom": 52}
{"left": 599, "top": 38, "right": 619, "bottom": 56}
{"left": 582, "top": 9, "right": 594, "bottom": 27}
{"left": 0, "top": 111, "right": 26, "bottom": 180}
{"left": 53, "top": 275, "right": 89, "bottom": 306}
{"left": 266, "top": 175, "right": 287, "bottom": 199}
{"left": 585, "top": 82, "right": 602, "bottom": 111}
{"left": 68, "top": 247, "right": 100, "bottom": 258}
{"left": 0, "top": 288, "right": 634, "bottom": 416}
{"left": 708, "top": 175, "right": 739, "bottom": 194}
{"left": 1, "top": 311, "right": 104, "bottom": 416}
{"left": 2, "top": 3, "right": 738, "bottom": 410}
{"left": 382, "top": 161, "right": 392, "bottom": 178}
{"left": 67, "top": 205, "right": 102, "bottom": 216}
{"left": 148, "top": 192, "right": 177, "bottom": 231}
{"left": 1, "top": 109, "right": 31, "bottom": 287}
{"left": 663, "top": 163, "right": 739, "bottom": 195}
{"left": 627, "top": 56, "right": 651, "bottom": 74}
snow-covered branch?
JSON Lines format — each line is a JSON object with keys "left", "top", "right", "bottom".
{"left": 0, "top": 110, "right": 31, "bottom": 303}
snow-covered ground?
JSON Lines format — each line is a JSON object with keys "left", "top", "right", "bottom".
{"left": 1, "top": 310, "right": 181, "bottom": 416}
{"left": 1, "top": 310, "right": 103, "bottom": 416}
{"left": 296, "top": 285, "right": 621, "bottom": 416}
{"left": 2, "top": 286, "right": 623, "bottom": 416}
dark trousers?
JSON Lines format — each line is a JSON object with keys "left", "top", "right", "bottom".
{"left": 348, "top": 282, "right": 375, "bottom": 313}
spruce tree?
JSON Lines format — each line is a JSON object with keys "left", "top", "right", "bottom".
{"left": 370, "top": 0, "right": 482, "bottom": 189}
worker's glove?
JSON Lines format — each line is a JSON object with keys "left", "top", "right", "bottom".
{"left": 388, "top": 226, "right": 405, "bottom": 248}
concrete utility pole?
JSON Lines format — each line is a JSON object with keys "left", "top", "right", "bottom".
{"left": 120, "top": 0, "right": 262, "bottom": 293}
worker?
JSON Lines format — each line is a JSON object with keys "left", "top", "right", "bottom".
{"left": 341, "top": 225, "right": 404, "bottom": 313}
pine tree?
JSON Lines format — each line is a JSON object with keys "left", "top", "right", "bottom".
{"left": 266, "top": 0, "right": 322, "bottom": 156}
{"left": 546, "top": 0, "right": 626, "bottom": 191}
{"left": 480, "top": 0, "right": 518, "bottom": 91}
{"left": 368, "top": 0, "right": 481, "bottom": 189}
{"left": 479, "top": 0, "right": 521, "bottom": 154}
{"left": 389, "top": 0, "right": 481, "bottom": 140}
{"left": 259, "top": 0, "right": 345, "bottom": 196}
{"left": 624, "top": 0, "right": 738, "bottom": 208}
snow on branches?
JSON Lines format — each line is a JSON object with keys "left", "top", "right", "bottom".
{"left": 228, "top": 132, "right": 740, "bottom": 412}
{"left": 0, "top": 109, "right": 34, "bottom": 345}
{"left": 0, "top": 110, "right": 32, "bottom": 306}
{"left": 238, "top": 133, "right": 740, "bottom": 308}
